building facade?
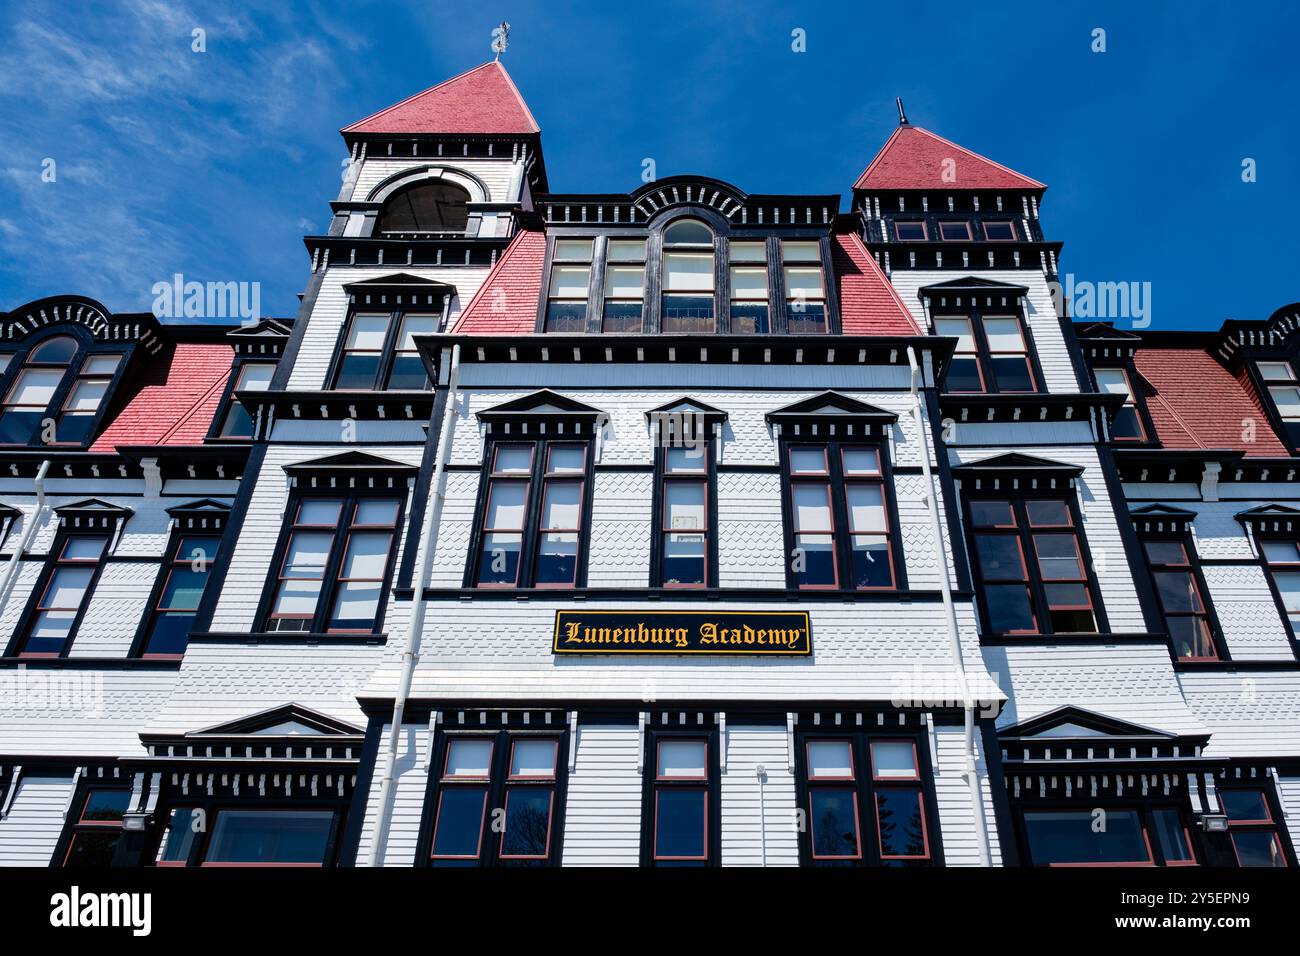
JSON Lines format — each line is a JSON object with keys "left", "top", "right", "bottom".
{"left": 0, "top": 61, "right": 1296, "bottom": 868}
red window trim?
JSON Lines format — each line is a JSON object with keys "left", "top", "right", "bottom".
{"left": 982, "top": 220, "right": 1018, "bottom": 241}
{"left": 652, "top": 788, "right": 709, "bottom": 862}
{"left": 870, "top": 740, "right": 921, "bottom": 782}
{"left": 894, "top": 220, "right": 927, "bottom": 241}
{"left": 429, "top": 786, "right": 490, "bottom": 861}
{"left": 507, "top": 738, "right": 560, "bottom": 780}
{"left": 442, "top": 736, "right": 494, "bottom": 782}
{"left": 497, "top": 789, "right": 556, "bottom": 860}
{"left": 805, "top": 738, "right": 856, "bottom": 782}
{"left": 655, "top": 738, "right": 709, "bottom": 782}
{"left": 874, "top": 787, "right": 932, "bottom": 861}
{"left": 808, "top": 787, "right": 863, "bottom": 861}
{"left": 938, "top": 220, "right": 972, "bottom": 241}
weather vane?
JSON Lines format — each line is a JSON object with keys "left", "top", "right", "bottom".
{"left": 492, "top": 21, "right": 510, "bottom": 60}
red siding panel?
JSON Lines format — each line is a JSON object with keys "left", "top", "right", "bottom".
{"left": 832, "top": 232, "right": 921, "bottom": 336}
{"left": 451, "top": 229, "right": 546, "bottom": 335}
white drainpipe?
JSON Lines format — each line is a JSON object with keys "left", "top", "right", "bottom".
{"left": 366, "top": 345, "right": 460, "bottom": 866}
{"left": 0, "top": 459, "right": 50, "bottom": 608}
{"left": 907, "top": 347, "right": 992, "bottom": 867}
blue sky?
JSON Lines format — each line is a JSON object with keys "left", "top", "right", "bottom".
{"left": 1, "top": 0, "right": 1296, "bottom": 331}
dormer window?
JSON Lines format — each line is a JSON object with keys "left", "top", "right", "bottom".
{"left": 334, "top": 311, "right": 436, "bottom": 390}
{"left": 936, "top": 314, "right": 1036, "bottom": 393}
{"left": 0, "top": 334, "right": 123, "bottom": 446}
{"left": 1258, "top": 360, "right": 1300, "bottom": 445}
{"left": 1093, "top": 368, "right": 1146, "bottom": 440}
{"left": 545, "top": 239, "right": 593, "bottom": 333}
{"left": 662, "top": 219, "right": 715, "bottom": 333}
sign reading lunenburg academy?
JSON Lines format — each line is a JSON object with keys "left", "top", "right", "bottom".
{"left": 552, "top": 610, "right": 812, "bottom": 655}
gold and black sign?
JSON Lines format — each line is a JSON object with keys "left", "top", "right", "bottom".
{"left": 552, "top": 610, "right": 812, "bottom": 655}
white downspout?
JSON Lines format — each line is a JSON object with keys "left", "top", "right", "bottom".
{"left": 907, "top": 347, "right": 992, "bottom": 867}
{"left": 0, "top": 459, "right": 50, "bottom": 608}
{"left": 366, "top": 345, "right": 460, "bottom": 866}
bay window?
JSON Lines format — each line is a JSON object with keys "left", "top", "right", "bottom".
{"left": 967, "top": 494, "right": 1101, "bottom": 636}
{"left": 263, "top": 493, "right": 402, "bottom": 633}
{"left": 155, "top": 807, "right": 339, "bottom": 866}
{"left": 1019, "top": 806, "right": 1201, "bottom": 867}
{"left": 937, "top": 313, "right": 1036, "bottom": 393}
{"left": 471, "top": 440, "right": 589, "bottom": 588}
{"left": 333, "top": 311, "right": 436, "bottom": 389}
{"left": 428, "top": 732, "right": 565, "bottom": 866}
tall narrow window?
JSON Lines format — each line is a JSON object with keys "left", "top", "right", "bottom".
{"left": 968, "top": 495, "right": 1099, "bottom": 636}
{"left": 603, "top": 239, "right": 646, "bottom": 333}
{"left": 1260, "top": 536, "right": 1300, "bottom": 639}
{"left": 936, "top": 313, "right": 1037, "bottom": 393}
{"left": 17, "top": 534, "right": 109, "bottom": 656}
{"left": 217, "top": 362, "right": 275, "bottom": 438}
{"left": 651, "top": 738, "right": 711, "bottom": 866}
{"left": 140, "top": 534, "right": 221, "bottom": 658}
{"left": 544, "top": 239, "right": 592, "bottom": 333}
{"left": 798, "top": 732, "right": 936, "bottom": 867}
{"left": 785, "top": 443, "right": 897, "bottom": 591}
{"left": 1258, "top": 361, "right": 1300, "bottom": 446}
{"left": 1142, "top": 537, "right": 1218, "bottom": 660}
{"left": 1094, "top": 368, "right": 1146, "bottom": 440}
{"left": 429, "top": 732, "right": 564, "bottom": 867}
{"left": 1221, "top": 789, "right": 1289, "bottom": 867}
{"left": 472, "top": 441, "right": 589, "bottom": 588}
{"left": 662, "top": 219, "right": 715, "bottom": 333}
{"left": 264, "top": 495, "right": 401, "bottom": 633}
{"left": 656, "top": 437, "right": 710, "bottom": 588}
{"left": 63, "top": 789, "right": 130, "bottom": 867}
{"left": 782, "top": 240, "right": 826, "bottom": 334}
{"left": 729, "top": 241, "right": 769, "bottom": 333}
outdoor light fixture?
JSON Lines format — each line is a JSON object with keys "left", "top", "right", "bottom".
{"left": 1199, "top": 814, "right": 1229, "bottom": 833}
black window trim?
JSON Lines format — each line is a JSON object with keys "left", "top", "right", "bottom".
{"left": 649, "top": 426, "right": 720, "bottom": 589}
{"left": 937, "top": 306, "right": 1045, "bottom": 395}
{"left": 962, "top": 486, "right": 1110, "bottom": 639}
{"left": 415, "top": 725, "right": 572, "bottom": 867}
{"left": 146, "top": 797, "right": 350, "bottom": 867}
{"left": 128, "top": 516, "right": 228, "bottom": 660}
{"left": 1011, "top": 797, "right": 1203, "bottom": 868}
{"left": 7, "top": 525, "right": 116, "bottom": 658}
{"left": 207, "top": 354, "right": 279, "bottom": 442}
{"left": 1136, "top": 524, "right": 1230, "bottom": 663}
{"left": 462, "top": 433, "right": 597, "bottom": 590}
{"left": 793, "top": 725, "right": 944, "bottom": 867}
{"left": 0, "top": 326, "right": 132, "bottom": 449}
{"left": 776, "top": 435, "right": 908, "bottom": 593}
{"left": 325, "top": 302, "right": 446, "bottom": 393}
{"left": 255, "top": 485, "right": 408, "bottom": 636}
{"left": 639, "top": 725, "right": 722, "bottom": 867}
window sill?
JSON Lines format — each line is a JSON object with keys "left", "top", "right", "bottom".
{"left": 190, "top": 631, "right": 388, "bottom": 646}
{"left": 0, "top": 656, "right": 184, "bottom": 670}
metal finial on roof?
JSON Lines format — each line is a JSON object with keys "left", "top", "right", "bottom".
{"left": 896, "top": 97, "right": 909, "bottom": 126}
{"left": 491, "top": 21, "right": 510, "bottom": 60}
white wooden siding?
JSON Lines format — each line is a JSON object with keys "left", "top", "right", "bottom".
{"left": 932, "top": 722, "right": 1001, "bottom": 866}
{"left": 719, "top": 725, "right": 798, "bottom": 866}
{"left": 355, "top": 721, "right": 427, "bottom": 867}
{"left": 561, "top": 723, "right": 642, "bottom": 866}
{"left": 0, "top": 773, "right": 75, "bottom": 866}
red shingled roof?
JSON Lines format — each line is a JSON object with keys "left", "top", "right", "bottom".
{"left": 832, "top": 232, "right": 920, "bottom": 335}
{"left": 91, "top": 343, "right": 235, "bottom": 451}
{"left": 452, "top": 228, "right": 546, "bottom": 335}
{"left": 1133, "top": 348, "right": 1286, "bottom": 457}
{"left": 854, "top": 124, "right": 1045, "bottom": 191}
{"left": 343, "top": 61, "right": 539, "bottom": 135}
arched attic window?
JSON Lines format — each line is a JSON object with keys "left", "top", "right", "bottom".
{"left": 375, "top": 180, "right": 471, "bottom": 235}
{"left": 0, "top": 334, "right": 121, "bottom": 446}
{"left": 661, "top": 218, "right": 715, "bottom": 333}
